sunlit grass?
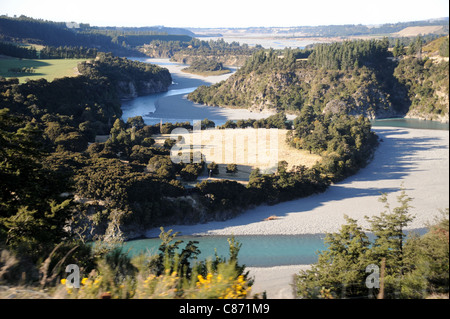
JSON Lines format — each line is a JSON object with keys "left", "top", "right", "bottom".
{"left": 0, "top": 57, "right": 87, "bottom": 83}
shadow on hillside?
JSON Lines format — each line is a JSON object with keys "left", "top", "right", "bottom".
{"left": 0, "top": 59, "right": 50, "bottom": 80}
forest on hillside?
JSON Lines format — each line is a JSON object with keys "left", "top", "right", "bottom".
{"left": 188, "top": 37, "right": 449, "bottom": 121}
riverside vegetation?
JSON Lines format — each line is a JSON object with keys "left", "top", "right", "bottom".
{"left": 55, "top": 230, "right": 253, "bottom": 299}
{"left": 296, "top": 192, "right": 449, "bottom": 299}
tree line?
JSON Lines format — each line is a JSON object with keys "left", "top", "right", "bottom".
{"left": 308, "top": 38, "right": 390, "bottom": 70}
{"left": 0, "top": 41, "right": 98, "bottom": 59}
{"left": 39, "top": 46, "right": 99, "bottom": 59}
{"left": 0, "top": 41, "right": 38, "bottom": 59}
{"left": 0, "top": 15, "right": 144, "bottom": 56}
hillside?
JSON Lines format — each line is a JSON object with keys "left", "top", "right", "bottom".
{"left": 188, "top": 43, "right": 403, "bottom": 119}
{"left": 394, "top": 57, "right": 449, "bottom": 121}
{"left": 0, "top": 15, "right": 194, "bottom": 57}
{"left": 422, "top": 35, "right": 449, "bottom": 57}
{"left": 77, "top": 53, "right": 172, "bottom": 99}
{"left": 394, "top": 26, "right": 446, "bottom": 37}
{"left": 188, "top": 39, "right": 449, "bottom": 122}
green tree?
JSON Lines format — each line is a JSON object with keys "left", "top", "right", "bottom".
{"left": 393, "top": 39, "right": 405, "bottom": 57}
{"left": 365, "top": 190, "right": 414, "bottom": 297}
{"left": 0, "top": 109, "right": 73, "bottom": 254}
{"left": 126, "top": 116, "right": 145, "bottom": 130}
{"left": 226, "top": 163, "right": 238, "bottom": 174}
{"left": 147, "top": 155, "right": 177, "bottom": 179}
{"left": 55, "top": 131, "right": 88, "bottom": 152}
{"left": 296, "top": 215, "right": 371, "bottom": 298}
{"left": 415, "top": 35, "right": 423, "bottom": 58}
{"left": 201, "top": 118, "right": 215, "bottom": 129}
{"left": 294, "top": 191, "right": 449, "bottom": 299}
{"left": 207, "top": 162, "right": 219, "bottom": 176}
{"left": 401, "top": 209, "right": 449, "bottom": 297}
{"left": 180, "top": 163, "right": 203, "bottom": 181}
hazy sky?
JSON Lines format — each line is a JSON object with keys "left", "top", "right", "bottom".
{"left": 1, "top": 0, "right": 449, "bottom": 28}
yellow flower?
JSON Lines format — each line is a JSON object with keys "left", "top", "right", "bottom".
{"left": 197, "top": 274, "right": 205, "bottom": 284}
{"left": 81, "top": 278, "right": 88, "bottom": 285}
{"left": 60, "top": 278, "right": 66, "bottom": 285}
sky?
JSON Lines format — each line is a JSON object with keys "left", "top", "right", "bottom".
{"left": 1, "top": 0, "right": 449, "bottom": 28}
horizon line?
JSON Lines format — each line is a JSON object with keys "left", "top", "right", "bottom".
{"left": 1, "top": 13, "right": 449, "bottom": 31}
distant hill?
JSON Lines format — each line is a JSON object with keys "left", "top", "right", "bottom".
{"left": 0, "top": 15, "right": 193, "bottom": 56}
{"left": 98, "top": 26, "right": 196, "bottom": 37}
{"left": 189, "top": 18, "right": 449, "bottom": 38}
{"left": 393, "top": 26, "right": 446, "bottom": 37}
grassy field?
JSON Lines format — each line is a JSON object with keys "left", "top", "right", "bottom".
{"left": 154, "top": 128, "right": 321, "bottom": 183}
{"left": 393, "top": 26, "right": 445, "bottom": 37}
{"left": 0, "top": 57, "right": 86, "bottom": 83}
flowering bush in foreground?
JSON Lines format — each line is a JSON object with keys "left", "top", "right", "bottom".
{"left": 57, "top": 229, "right": 252, "bottom": 299}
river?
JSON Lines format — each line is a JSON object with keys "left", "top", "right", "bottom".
{"left": 122, "top": 58, "right": 449, "bottom": 130}
{"left": 122, "top": 234, "right": 327, "bottom": 267}
{"left": 119, "top": 58, "right": 448, "bottom": 269}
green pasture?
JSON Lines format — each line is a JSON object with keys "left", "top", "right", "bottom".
{"left": 0, "top": 57, "right": 86, "bottom": 83}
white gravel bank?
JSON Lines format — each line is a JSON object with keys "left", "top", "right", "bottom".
{"left": 147, "top": 127, "right": 449, "bottom": 237}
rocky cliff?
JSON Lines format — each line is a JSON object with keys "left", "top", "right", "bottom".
{"left": 78, "top": 53, "right": 172, "bottom": 100}
{"left": 72, "top": 193, "right": 245, "bottom": 241}
{"left": 394, "top": 57, "right": 449, "bottom": 123}
{"left": 117, "top": 78, "right": 170, "bottom": 100}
